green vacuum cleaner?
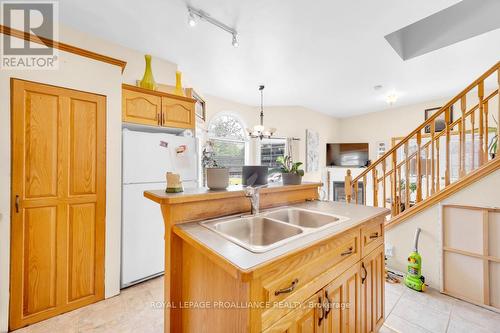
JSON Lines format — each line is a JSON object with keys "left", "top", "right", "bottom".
{"left": 404, "top": 228, "right": 426, "bottom": 292}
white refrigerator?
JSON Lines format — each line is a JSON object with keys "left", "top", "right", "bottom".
{"left": 121, "top": 129, "right": 198, "bottom": 288}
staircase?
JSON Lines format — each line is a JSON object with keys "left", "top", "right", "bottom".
{"left": 344, "top": 61, "right": 500, "bottom": 229}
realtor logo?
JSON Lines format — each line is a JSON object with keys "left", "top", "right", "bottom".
{"left": 1, "top": 1, "right": 59, "bottom": 69}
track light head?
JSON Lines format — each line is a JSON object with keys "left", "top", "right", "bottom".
{"left": 232, "top": 34, "right": 239, "bottom": 48}
{"left": 187, "top": 6, "right": 239, "bottom": 47}
{"left": 188, "top": 10, "right": 197, "bottom": 27}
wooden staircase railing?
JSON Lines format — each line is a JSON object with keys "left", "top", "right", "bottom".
{"left": 345, "top": 61, "right": 500, "bottom": 224}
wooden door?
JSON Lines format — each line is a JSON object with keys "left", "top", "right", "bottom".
{"left": 10, "top": 79, "right": 106, "bottom": 330}
{"left": 122, "top": 87, "right": 161, "bottom": 126}
{"left": 161, "top": 96, "right": 195, "bottom": 129}
{"left": 360, "top": 245, "right": 385, "bottom": 333}
{"left": 323, "top": 263, "right": 361, "bottom": 333}
{"left": 263, "top": 292, "right": 322, "bottom": 333}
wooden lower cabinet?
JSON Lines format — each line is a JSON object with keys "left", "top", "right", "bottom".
{"left": 323, "top": 263, "right": 361, "bottom": 333}
{"left": 173, "top": 216, "right": 386, "bottom": 333}
{"left": 264, "top": 292, "right": 322, "bottom": 333}
{"left": 262, "top": 247, "right": 384, "bottom": 333}
{"left": 360, "top": 245, "right": 385, "bottom": 333}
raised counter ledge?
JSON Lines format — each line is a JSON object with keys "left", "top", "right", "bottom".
{"left": 144, "top": 181, "right": 322, "bottom": 204}
{"left": 173, "top": 200, "right": 389, "bottom": 275}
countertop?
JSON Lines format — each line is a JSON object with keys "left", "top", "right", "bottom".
{"left": 174, "top": 200, "right": 389, "bottom": 273}
{"left": 144, "top": 182, "right": 322, "bottom": 204}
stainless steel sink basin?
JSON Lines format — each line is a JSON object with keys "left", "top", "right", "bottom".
{"left": 200, "top": 208, "right": 349, "bottom": 253}
{"left": 202, "top": 216, "right": 304, "bottom": 252}
{"left": 264, "top": 208, "right": 344, "bottom": 228}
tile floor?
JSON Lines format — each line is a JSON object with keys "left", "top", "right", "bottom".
{"left": 12, "top": 277, "right": 500, "bottom": 333}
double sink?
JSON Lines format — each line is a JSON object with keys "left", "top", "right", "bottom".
{"left": 200, "top": 207, "right": 350, "bottom": 253}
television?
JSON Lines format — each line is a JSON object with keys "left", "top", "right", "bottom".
{"left": 326, "top": 143, "right": 369, "bottom": 167}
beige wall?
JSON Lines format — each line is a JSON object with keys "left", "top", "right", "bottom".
{"left": 385, "top": 168, "right": 500, "bottom": 289}
{"left": 338, "top": 98, "right": 449, "bottom": 160}
{"left": 338, "top": 93, "right": 498, "bottom": 161}
{"left": 204, "top": 96, "right": 341, "bottom": 182}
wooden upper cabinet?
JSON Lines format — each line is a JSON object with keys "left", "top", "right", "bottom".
{"left": 122, "top": 84, "right": 195, "bottom": 129}
{"left": 122, "top": 87, "right": 161, "bottom": 126}
{"left": 161, "top": 97, "right": 195, "bottom": 129}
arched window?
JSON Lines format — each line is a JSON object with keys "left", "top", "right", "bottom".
{"left": 208, "top": 113, "right": 247, "bottom": 185}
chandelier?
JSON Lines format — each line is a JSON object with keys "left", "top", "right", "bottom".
{"left": 247, "top": 85, "right": 276, "bottom": 139}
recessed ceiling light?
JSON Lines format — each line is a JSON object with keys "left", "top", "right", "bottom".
{"left": 373, "top": 85, "right": 383, "bottom": 91}
{"left": 386, "top": 93, "right": 398, "bottom": 105}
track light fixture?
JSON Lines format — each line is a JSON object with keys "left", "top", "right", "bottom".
{"left": 232, "top": 34, "right": 239, "bottom": 48}
{"left": 187, "top": 6, "right": 239, "bottom": 47}
{"left": 187, "top": 11, "right": 197, "bottom": 27}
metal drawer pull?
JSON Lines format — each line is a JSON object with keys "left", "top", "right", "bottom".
{"left": 361, "top": 262, "right": 368, "bottom": 285}
{"left": 318, "top": 295, "right": 324, "bottom": 326}
{"left": 341, "top": 247, "right": 353, "bottom": 256}
{"left": 369, "top": 232, "right": 379, "bottom": 239}
{"left": 324, "top": 291, "right": 331, "bottom": 319}
{"left": 274, "top": 278, "right": 299, "bottom": 296}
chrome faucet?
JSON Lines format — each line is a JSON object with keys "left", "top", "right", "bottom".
{"left": 244, "top": 184, "right": 267, "bottom": 215}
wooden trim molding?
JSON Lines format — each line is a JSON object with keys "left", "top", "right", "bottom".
{"left": 122, "top": 84, "right": 196, "bottom": 103}
{"left": 385, "top": 157, "right": 500, "bottom": 230}
{"left": 0, "top": 24, "right": 127, "bottom": 72}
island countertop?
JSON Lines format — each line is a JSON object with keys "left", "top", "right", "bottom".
{"left": 144, "top": 181, "right": 323, "bottom": 204}
{"left": 173, "top": 200, "right": 389, "bottom": 274}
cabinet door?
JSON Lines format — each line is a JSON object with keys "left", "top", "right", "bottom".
{"left": 161, "top": 96, "right": 195, "bottom": 129}
{"left": 264, "top": 292, "right": 322, "bottom": 333}
{"left": 360, "top": 245, "right": 385, "bottom": 333}
{"left": 10, "top": 79, "right": 106, "bottom": 330}
{"left": 122, "top": 88, "right": 161, "bottom": 126}
{"left": 323, "top": 263, "right": 361, "bottom": 333}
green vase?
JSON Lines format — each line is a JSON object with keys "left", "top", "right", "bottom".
{"left": 139, "top": 54, "right": 157, "bottom": 90}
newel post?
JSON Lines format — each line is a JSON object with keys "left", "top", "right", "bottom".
{"left": 345, "top": 169, "right": 352, "bottom": 203}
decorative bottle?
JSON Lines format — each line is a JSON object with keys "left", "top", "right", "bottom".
{"left": 139, "top": 54, "right": 157, "bottom": 90}
{"left": 173, "top": 71, "right": 185, "bottom": 96}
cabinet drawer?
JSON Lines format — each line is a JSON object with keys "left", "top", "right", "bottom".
{"left": 361, "top": 217, "right": 384, "bottom": 257}
{"left": 260, "top": 227, "right": 361, "bottom": 330}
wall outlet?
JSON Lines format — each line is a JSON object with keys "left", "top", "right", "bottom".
{"left": 385, "top": 243, "right": 394, "bottom": 258}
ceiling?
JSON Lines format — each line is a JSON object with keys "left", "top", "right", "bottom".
{"left": 59, "top": 0, "right": 500, "bottom": 117}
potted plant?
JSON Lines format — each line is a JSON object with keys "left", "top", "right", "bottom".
{"left": 202, "top": 141, "right": 229, "bottom": 190}
{"left": 272, "top": 155, "right": 305, "bottom": 185}
{"left": 400, "top": 179, "right": 417, "bottom": 212}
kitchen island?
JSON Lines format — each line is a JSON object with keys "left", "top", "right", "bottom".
{"left": 145, "top": 183, "right": 389, "bottom": 332}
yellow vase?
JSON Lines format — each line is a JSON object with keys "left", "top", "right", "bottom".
{"left": 173, "top": 71, "right": 185, "bottom": 96}
{"left": 139, "top": 55, "right": 157, "bottom": 90}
